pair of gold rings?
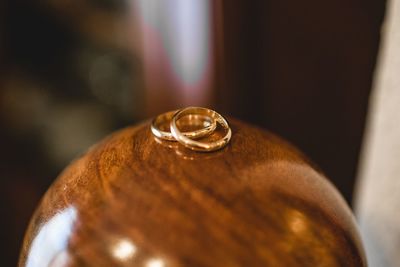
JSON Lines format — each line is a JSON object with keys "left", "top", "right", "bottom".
{"left": 151, "top": 107, "right": 232, "bottom": 152}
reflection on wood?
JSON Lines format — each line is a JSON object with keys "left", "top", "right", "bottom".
{"left": 19, "top": 120, "right": 366, "bottom": 266}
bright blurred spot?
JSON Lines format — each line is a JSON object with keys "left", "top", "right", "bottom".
{"left": 138, "top": 0, "right": 210, "bottom": 86}
{"left": 135, "top": 0, "right": 212, "bottom": 106}
{"left": 112, "top": 239, "right": 137, "bottom": 261}
{"left": 42, "top": 103, "right": 113, "bottom": 166}
{"left": 146, "top": 258, "right": 165, "bottom": 267}
{"left": 166, "top": 0, "right": 210, "bottom": 86}
{"left": 88, "top": 54, "right": 133, "bottom": 108}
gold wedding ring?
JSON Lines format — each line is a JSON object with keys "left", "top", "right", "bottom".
{"left": 151, "top": 107, "right": 232, "bottom": 152}
{"left": 151, "top": 110, "right": 217, "bottom": 141}
{"left": 170, "top": 107, "right": 232, "bottom": 152}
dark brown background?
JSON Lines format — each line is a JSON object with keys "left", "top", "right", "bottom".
{"left": 0, "top": 0, "right": 386, "bottom": 266}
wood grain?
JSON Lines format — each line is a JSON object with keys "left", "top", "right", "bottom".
{"left": 19, "top": 119, "right": 366, "bottom": 267}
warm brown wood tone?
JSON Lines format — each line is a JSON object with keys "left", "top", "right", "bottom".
{"left": 19, "top": 119, "right": 366, "bottom": 267}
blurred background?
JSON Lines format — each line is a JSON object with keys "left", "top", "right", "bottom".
{"left": 0, "top": 0, "right": 386, "bottom": 265}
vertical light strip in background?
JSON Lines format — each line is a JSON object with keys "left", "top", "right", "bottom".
{"left": 355, "top": 0, "right": 400, "bottom": 266}
{"left": 134, "top": 0, "right": 213, "bottom": 115}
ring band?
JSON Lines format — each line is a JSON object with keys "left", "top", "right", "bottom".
{"left": 170, "top": 107, "right": 232, "bottom": 152}
{"left": 151, "top": 110, "right": 217, "bottom": 141}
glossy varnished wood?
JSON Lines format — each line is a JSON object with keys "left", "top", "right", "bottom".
{"left": 19, "top": 119, "right": 366, "bottom": 267}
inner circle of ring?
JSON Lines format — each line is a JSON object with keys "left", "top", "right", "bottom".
{"left": 151, "top": 110, "right": 217, "bottom": 141}
{"left": 170, "top": 107, "right": 232, "bottom": 152}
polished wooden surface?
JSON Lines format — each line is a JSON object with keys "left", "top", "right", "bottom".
{"left": 19, "top": 119, "right": 366, "bottom": 267}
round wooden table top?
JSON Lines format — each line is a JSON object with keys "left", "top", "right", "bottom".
{"left": 19, "top": 119, "right": 366, "bottom": 267}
